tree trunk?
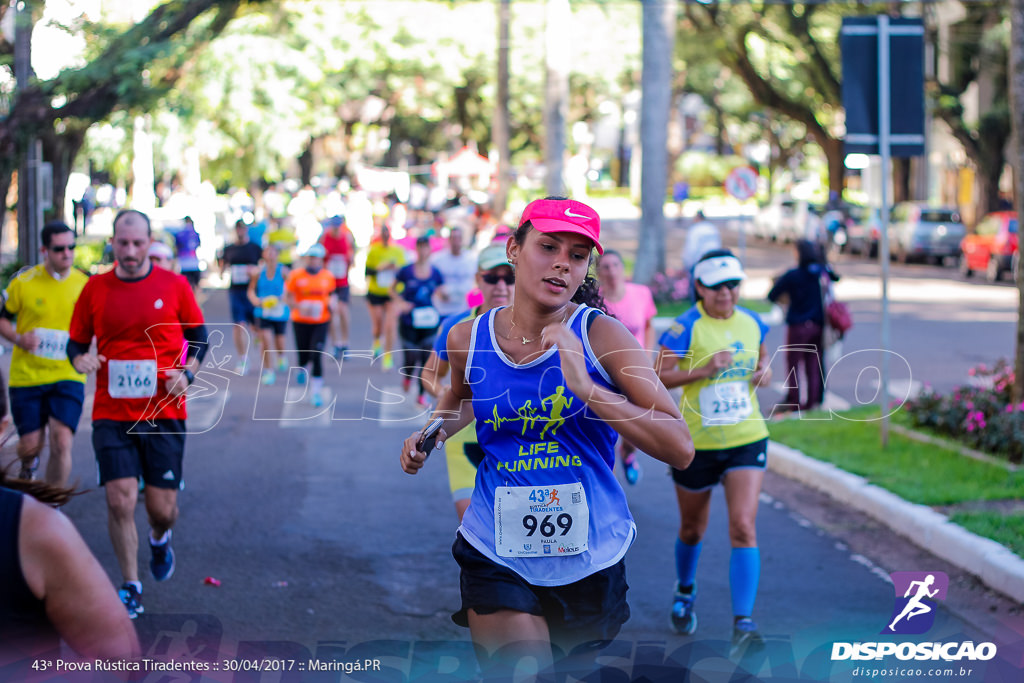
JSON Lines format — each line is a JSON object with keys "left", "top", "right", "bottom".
{"left": 1009, "top": 0, "right": 1024, "bottom": 405}
{"left": 298, "top": 138, "right": 314, "bottom": 187}
{"left": 40, "top": 124, "right": 87, "bottom": 225}
{"left": 492, "top": 0, "right": 511, "bottom": 221}
{"left": 976, "top": 155, "right": 1004, "bottom": 220}
{"left": 893, "top": 158, "right": 911, "bottom": 203}
{"left": 544, "top": 0, "right": 570, "bottom": 196}
{"left": 634, "top": 0, "right": 676, "bottom": 286}
{"left": 0, "top": 169, "right": 10, "bottom": 255}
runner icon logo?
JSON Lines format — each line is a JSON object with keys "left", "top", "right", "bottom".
{"left": 883, "top": 571, "right": 948, "bottom": 635}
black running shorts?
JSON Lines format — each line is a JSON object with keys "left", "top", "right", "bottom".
{"left": 671, "top": 437, "right": 768, "bottom": 492}
{"left": 451, "top": 533, "right": 630, "bottom": 646}
{"left": 93, "top": 419, "right": 186, "bottom": 489}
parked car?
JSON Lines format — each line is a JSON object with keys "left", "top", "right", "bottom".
{"left": 839, "top": 205, "right": 881, "bottom": 258}
{"left": 959, "top": 210, "right": 1018, "bottom": 282}
{"left": 890, "top": 203, "right": 966, "bottom": 265}
{"left": 752, "top": 195, "right": 797, "bottom": 242}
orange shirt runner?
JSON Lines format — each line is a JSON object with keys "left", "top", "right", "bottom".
{"left": 285, "top": 268, "right": 335, "bottom": 324}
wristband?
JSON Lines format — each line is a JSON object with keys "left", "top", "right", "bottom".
{"left": 183, "top": 369, "right": 195, "bottom": 385}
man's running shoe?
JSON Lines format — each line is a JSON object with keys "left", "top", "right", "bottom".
{"left": 340, "top": 345, "right": 349, "bottom": 359}
{"left": 149, "top": 531, "right": 175, "bottom": 581}
{"left": 333, "top": 345, "right": 344, "bottom": 360}
{"left": 235, "top": 360, "right": 248, "bottom": 376}
{"left": 623, "top": 454, "right": 642, "bottom": 485}
{"left": 277, "top": 357, "right": 288, "bottom": 372}
{"left": 402, "top": 377, "right": 412, "bottom": 393}
{"left": 730, "top": 618, "right": 765, "bottom": 659}
{"left": 670, "top": 583, "right": 697, "bottom": 635}
{"left": 311, "top": 391, "right": 324, "bottom": 408}
{"left": 295, "top": 369, "right": 307, "bottom": 386}
{"left": 119, "top": 583, "right": 144, "bottom": 619}
{"left": 372, "top": 340, "right": 382, "bottom": 360}
{"left": 18, "top": 456, "right": 39, "bottom": 481}
{"left": 261, "top": 369, "right": 277, "bottom": 385}
{"left": 417, "top": 394, "right": 430, "bottom": 407}
{"left": 381, "top": 354, "right": 394, "bottom": 371}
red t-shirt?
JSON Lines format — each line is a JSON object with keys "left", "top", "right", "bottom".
{"left": 320, "top": 230, "right": 353, "bottom": 287}
{"left": 69, "top": 267, "right": 204, "bottom": 422}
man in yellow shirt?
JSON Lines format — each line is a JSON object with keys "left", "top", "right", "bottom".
{"left": 267, "top": 217, "right": 298, "bottom": 270}
{"left": 0, "top": 223, "right": 88, "bottom": 485}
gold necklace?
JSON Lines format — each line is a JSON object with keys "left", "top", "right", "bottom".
{"left": 508, "top": 306, "right": 568, "bottom": 345}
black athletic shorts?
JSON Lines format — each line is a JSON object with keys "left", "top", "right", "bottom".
{"left": 366, "top": 292, "right": 390, "bottom": 307}
{"left": 670, "top": 437, "right": 768, "bottom": 491}
{"left": 334, "top": 285, "right": 350, "bottom": 303}
{"left": 257, "top": 317, "right": 288, "bottom": 336}
{"left": 451, "top": 533, "right": 630, "bottom": 646}
{"left": 93, "top": 419, "right": 186, "bottom": 489}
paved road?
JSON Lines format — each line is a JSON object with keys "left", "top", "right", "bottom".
{"left": 5, "top": 268, "right": 1018, "bottom": 682}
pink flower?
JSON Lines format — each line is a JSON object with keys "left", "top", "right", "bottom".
{"left": 1005, "top": 404, "right": 1014, "bottom": 414}
{"left": 968, "top": 368, "right": 976, "bottom": 376}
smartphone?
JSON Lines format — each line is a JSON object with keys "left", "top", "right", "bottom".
{"left": 416, "top": 417, "right": 445, "bottom": 454}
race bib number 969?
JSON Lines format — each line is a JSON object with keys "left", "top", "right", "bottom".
{"left": 494, "top": 482, "right": 589, "bottom": 558}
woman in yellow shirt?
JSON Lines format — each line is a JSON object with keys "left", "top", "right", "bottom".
{"left": 363, "top": 226, "right": 407, "bottom": 370}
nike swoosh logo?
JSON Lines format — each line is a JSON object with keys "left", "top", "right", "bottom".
{"left": 564, "top": 208, "right": 589, "bottom": 219}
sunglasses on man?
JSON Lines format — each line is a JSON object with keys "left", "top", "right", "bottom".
{"left": 480, "top": 272, "right": 515, "bottom": 285}
{"left": 702, "top": 279, "right": 740, "bottom": 291}
{"left": 48, "top": 244, "right": 76, "bottom": 253}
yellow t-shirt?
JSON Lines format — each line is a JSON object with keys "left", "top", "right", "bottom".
{"left": 364, "top": 243, "right": 408, "bottom": 297}
{"left": 658, "top": 302, "right": 769, "bottom": 450}
{"left": 268, "top": 227, "right": 297, "bottom": 265}
{"left": 3, "top": 264, "right": 88, "bottom": 387}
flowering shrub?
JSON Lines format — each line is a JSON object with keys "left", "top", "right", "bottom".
{"left": 649, "top": 270, "right": 690, "bottom": 305}
{"left": 903, "top": 359, "right": 1024, "bottom": 463}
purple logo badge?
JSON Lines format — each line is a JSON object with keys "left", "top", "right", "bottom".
{"left": 883, "top": 571, "right": 948, "bottom": 634}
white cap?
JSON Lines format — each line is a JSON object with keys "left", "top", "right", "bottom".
{"left": 148, "top": 242, "right": 174, "bottom": 260}
{"left": 693, "top": 255, "right": 745, "bottom": 287}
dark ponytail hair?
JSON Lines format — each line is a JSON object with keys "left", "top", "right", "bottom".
{"left": 0, "top": 468, "right": 78, "bottom": 507}
{"left": 514, "top": 196, "right": 607, "bottom": 313}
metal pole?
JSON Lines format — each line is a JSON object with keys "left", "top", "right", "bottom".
{"left": 878, "top": 15, "right": 892, "bottom": 447}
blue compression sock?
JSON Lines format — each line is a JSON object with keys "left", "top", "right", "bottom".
{"left": 675, "top": 539, "right": 702, "bottom": 589}
{"left": 730, "top": 546, "right": 761, "bottom": 618}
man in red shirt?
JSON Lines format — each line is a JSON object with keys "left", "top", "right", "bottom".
{"left": 319, "top": 214, "right": 353, "bottom": 359}
{"left": 68, "top": 209, "right": 208, "bottom": 619}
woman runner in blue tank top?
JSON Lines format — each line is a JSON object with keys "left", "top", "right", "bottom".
{"left": 247, "top": 244, "right": 291, "bottom": 385}
{"left": 400, "top": 197, "right": 694, "bottom": 677}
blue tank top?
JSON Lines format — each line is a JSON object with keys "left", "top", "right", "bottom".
{"left": 458, "top": 305, "right": 636, "bottom": 586}
{"left": 255, "top": 264, "right": 289, "bottom": 321}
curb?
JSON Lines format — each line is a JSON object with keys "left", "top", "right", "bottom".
{"left": 767, "top": 440, "right": 1024, "bottom": 604}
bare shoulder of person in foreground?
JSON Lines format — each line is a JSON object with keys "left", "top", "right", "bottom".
{"left": 19, "top": 495, "right": 140, "bottom": 661}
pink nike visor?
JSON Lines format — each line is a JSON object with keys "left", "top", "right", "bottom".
{"left": 518, "top": 198, "right": 603, "bottom": 254}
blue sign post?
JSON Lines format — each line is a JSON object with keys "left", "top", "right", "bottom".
{"left": 841, "top": 16, "right": 925, "bottom": 446}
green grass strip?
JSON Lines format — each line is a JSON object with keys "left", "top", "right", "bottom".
{"left": 768, "top": 406, "right": 1024, "bottom": 506}
{"left": 656, "top": 298, "right": 774, "bottom": 320}
{"left": 949, "top": 511, "right": 1024, "bottom": 558}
